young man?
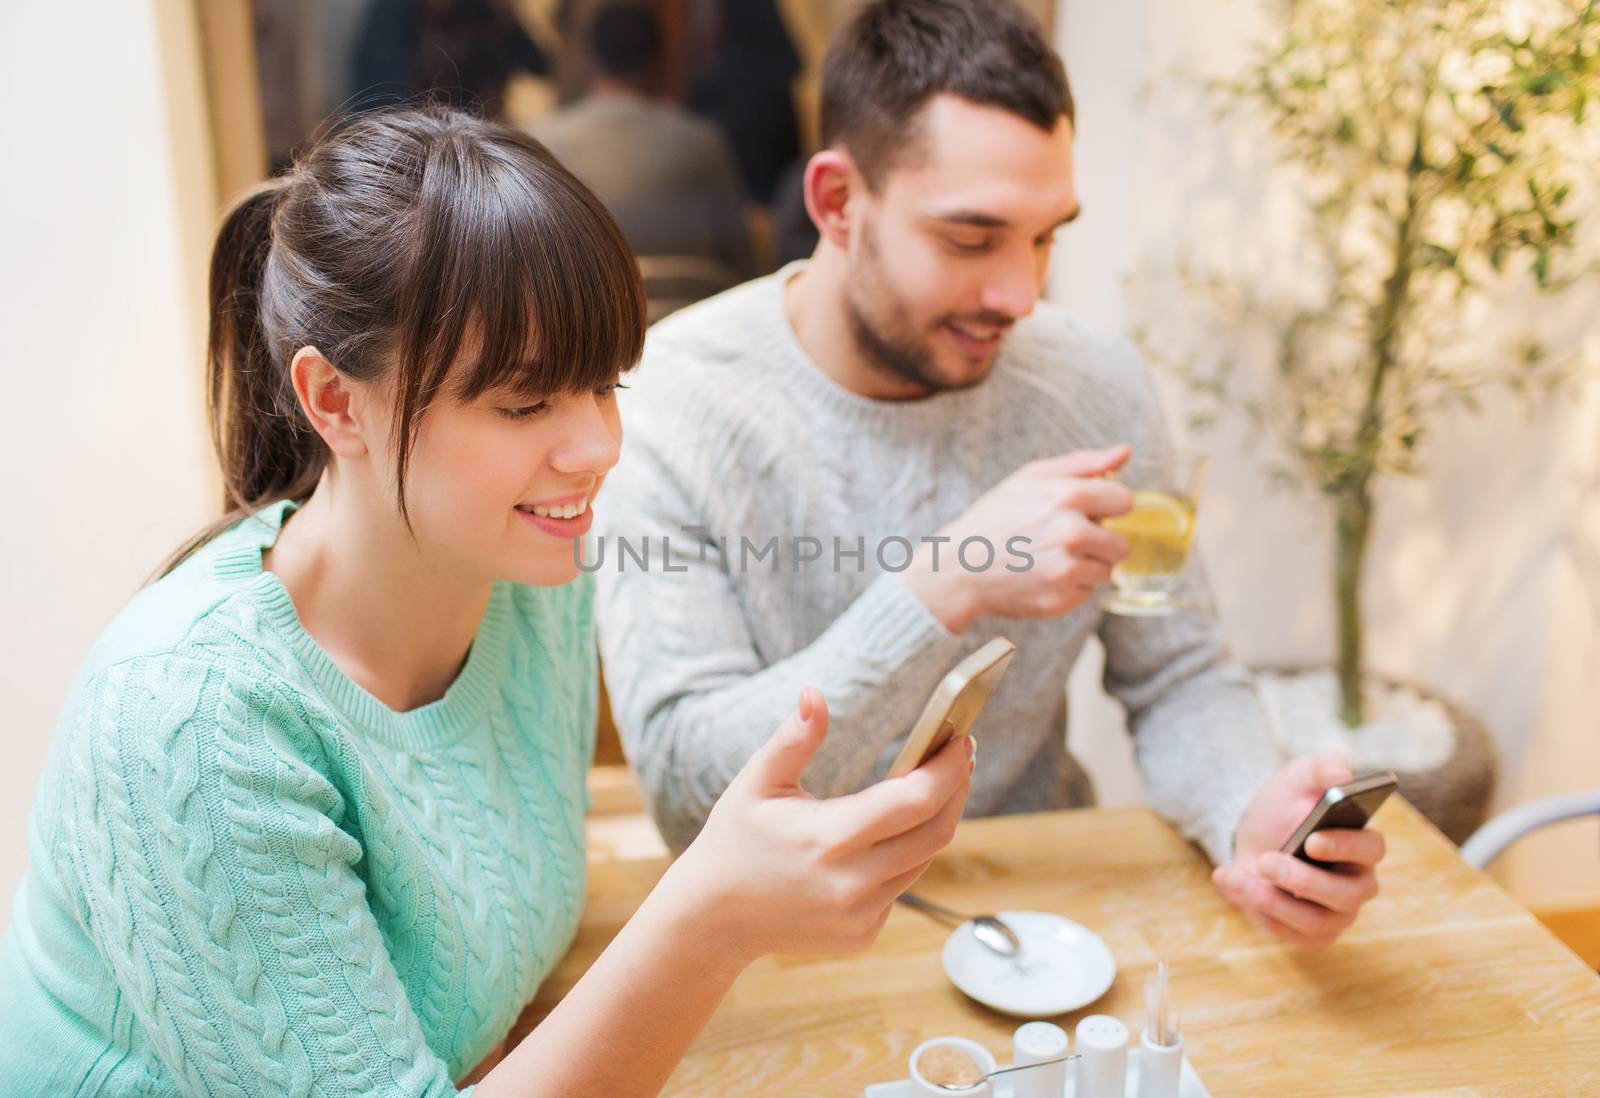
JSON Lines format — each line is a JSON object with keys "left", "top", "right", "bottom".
{"left": 595, "top": 0, "right": 1385, "bottom": 949}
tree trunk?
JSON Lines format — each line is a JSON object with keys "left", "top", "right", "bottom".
{"left": 1335, "top": 479, "right": 1373, "bottom": 727}
{"left": 1330, "top": 112, "right": 1423, "bottom": 730}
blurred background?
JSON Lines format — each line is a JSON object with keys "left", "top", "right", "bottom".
{"left": 1, "top": 0, "right": 1595, "bottom": 960}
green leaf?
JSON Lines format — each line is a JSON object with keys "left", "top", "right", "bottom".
{"left": 1492, "top": 96, "right": 1525, "bottom": 132}
{"left": 1420, "top": 242, "right": 1459, "bottom": 268}
{"left": 1485, "top": 139, "right": 1517, "bottom": 162}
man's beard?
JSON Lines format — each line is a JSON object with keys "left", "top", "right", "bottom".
{"left": 845, "top": 223, "right": 1010, "bottom": 396}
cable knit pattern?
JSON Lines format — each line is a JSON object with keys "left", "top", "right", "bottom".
{"left": 0, "top": 500, "right": 595, "bottom": 1097}
{"left": 595, "top": 261, "right": 1283, "bottom": 861}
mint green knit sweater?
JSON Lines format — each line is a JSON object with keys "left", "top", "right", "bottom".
{"left": 0, "top": 501, "right": 597, "bottom": 1096}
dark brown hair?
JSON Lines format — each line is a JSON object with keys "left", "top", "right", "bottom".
{"left": 169, "top": 105, "right": 643, "bottom": 571}
{"left": 819, "top": 0, "right": 1074, "bottom": 186}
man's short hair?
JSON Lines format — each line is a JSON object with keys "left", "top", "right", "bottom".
{"left": 820, "top": 0, "right": 1074, "bottom": 186}
{"left": 589, "top": 2, "right": 662, "bottom": 81}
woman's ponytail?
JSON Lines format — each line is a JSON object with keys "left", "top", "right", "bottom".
{"left": 207, "top": 178, "right": 323, "bottom": 514}
{"left": 156, "top": 179, "right": 320, "bottom": 576}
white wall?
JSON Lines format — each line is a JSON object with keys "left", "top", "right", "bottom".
{"left": 1055, "top": 0, "right": 1600, "bottom": 912}
{"left": 0, "top": 1, "right": 219, "bottom": 930}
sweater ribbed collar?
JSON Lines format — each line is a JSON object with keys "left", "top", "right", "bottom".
{"left": 210, "top": 499, "right": 510, "bottom": 752}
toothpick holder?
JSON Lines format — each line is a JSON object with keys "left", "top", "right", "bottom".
{"left": 1134, "top": 1029, "right": 1183, "bottom": 1098}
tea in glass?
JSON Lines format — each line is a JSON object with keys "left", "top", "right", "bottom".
{"left": 1100, "top": 453, "right": 1206, "bottom": 617}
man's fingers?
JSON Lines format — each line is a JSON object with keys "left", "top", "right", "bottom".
{"left": 1304, "top": 826, "right": 1386, "bottom": 868}
{"left": 1035, "top": 444, "right": 1132, "bottom": 479}
{"left": 1057, "top": 478, "right": 1135, "bottom": 521}
{"left": 1252, "top": 907, "right": 1335, "bottom": 950}
{"left": 1310, "top": 751, "right": 1354, "bottom": 790}
{"left": 1281, "top": 751, "right": 1352, "bottom": 798}
{"left": 1254, "top": 882, "right": 1352, "bottom": 939}
{"left": 1053, "top": 513, "right": 1128, "bottom": 566}
{"left": 1259, "top": 852, "right": 1378, "bottom": 915}
{"left": 1216, "top": 865, "right": 1354, "bottom": 940}
{"left": 1069, "top": 578, "right": 1104, "bottom": 600}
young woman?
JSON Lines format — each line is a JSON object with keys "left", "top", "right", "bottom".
{"left": 0, "top": 106, "right": 973, "bottom": 1097}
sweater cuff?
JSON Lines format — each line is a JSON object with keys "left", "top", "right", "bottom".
{"left": 1192, "top": 761, "right": 1270, "bottom": 866}
{"left": 1195, "top": 801, "right": 1246, "bottom": 868}
{"left": 848, "top": 572, "right": 963, "bottom": 672}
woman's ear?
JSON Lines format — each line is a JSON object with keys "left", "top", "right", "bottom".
{"left": 289, "top": 347, "right": 369, "bottom": 459}
{"left": 803, "top": 149, "right": 861, "bottom": 250}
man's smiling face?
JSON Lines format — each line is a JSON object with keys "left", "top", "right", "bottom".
{"left": 842, "top": 94, "right": 1080, "bottom": 396}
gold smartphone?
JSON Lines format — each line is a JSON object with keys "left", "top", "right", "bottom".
{"left": 884, "top": 637, "right": 1017, "bottom": 779}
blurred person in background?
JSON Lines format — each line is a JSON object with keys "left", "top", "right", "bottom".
{"left": 534, "top": 1, "right": 753, "bottom": 297}
{"left": 687, "top": 0, "right": 803, "bottom": 205}
{"left": 352, "top": 0, "right": 550, "bottom": 116}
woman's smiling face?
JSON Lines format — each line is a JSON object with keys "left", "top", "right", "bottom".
{"left": 366, "top": 374, "right": 626, "bottom": 588}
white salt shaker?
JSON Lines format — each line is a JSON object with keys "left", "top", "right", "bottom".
{"left": 1009, "top": 1021, "right": 1069, "bottom": 1098}
{"left": 1074, "top": 1014, "right": 1129, "bottom": 1098}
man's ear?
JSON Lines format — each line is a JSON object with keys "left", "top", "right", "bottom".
{"left": 289, "top": 347, "right": 369, "bottom": 458}
{"left": 803, "top": 148, "right": 862, "bottom": 250}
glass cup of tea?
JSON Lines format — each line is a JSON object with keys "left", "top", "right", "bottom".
{"left": 1099, "top": 451, "right": 1207, "bottom": 617}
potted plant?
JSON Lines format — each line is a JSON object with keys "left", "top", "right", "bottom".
{"left": 1134, "top": 0, "right": 1600, "bottom": 842}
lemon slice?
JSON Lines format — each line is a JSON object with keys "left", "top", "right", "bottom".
{"left": 1105, "top": 490, "right": 1194, "bottom": 546}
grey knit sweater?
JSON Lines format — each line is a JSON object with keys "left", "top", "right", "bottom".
{"left": 593, "top": 262, "right": 1281, "bottom": 862}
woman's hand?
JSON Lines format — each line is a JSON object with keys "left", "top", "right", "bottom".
{"left": 476, "top": 689, "right": 972, "bottom": 1098}
{"left": 667, "top": 688, "right": 974, "bottom": 963}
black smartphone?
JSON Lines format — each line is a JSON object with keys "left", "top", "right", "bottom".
{"left": 1279, "top": 770, "right": 1398, "bottom": 870}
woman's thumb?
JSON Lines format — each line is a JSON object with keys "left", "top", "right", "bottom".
{"left": 746, "top": 688, "right": 830, "bottom": 793}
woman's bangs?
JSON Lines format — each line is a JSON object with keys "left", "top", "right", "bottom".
{"left": 445, "top": 137, "right": 646, "bottom": 402}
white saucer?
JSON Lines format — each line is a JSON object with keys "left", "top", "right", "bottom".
{"left": 941, "top": 910, "right": 1116, "bottom": 1017}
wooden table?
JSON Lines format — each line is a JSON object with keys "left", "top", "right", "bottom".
{"left": 515, "top": 799, "right": 1600, "bottom": 1096}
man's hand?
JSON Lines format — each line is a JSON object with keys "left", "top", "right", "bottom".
{"left": 904, "top": 445, "right": 1134, "bottom": 633}
{"left": 1213, "top": 753, "right": 1386, "bottom": 949}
